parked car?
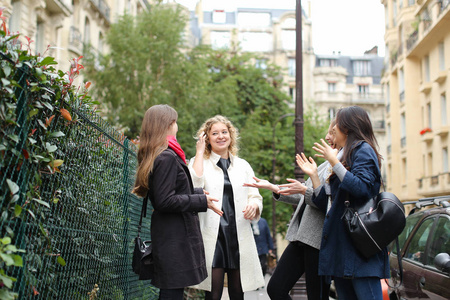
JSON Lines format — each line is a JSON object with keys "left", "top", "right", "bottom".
{"left": 387, "top": 196, "right": 450, "bottom": 300}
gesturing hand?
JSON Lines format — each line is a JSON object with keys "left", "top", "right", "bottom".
{"left": 196, "top": 133, "right": 206, "bottom": 155}
{"left": 296, "top": 153, "right": 317, "bottom": 177}
{"left": 206, "top": 195, "right": 223, "bottom": 216}
{"left": 312, "top": 139, "right": 339, "bottom": 165}
{"left": 278, "top": 178, "right": 307, "bottom": 195}
{"left": 243, "top": 176, "right": 279, "bottom": 193}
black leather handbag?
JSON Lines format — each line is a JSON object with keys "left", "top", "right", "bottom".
{"left": 132, "top": 195, "right": 154, "bottom": 280}
{"left": 342, "top": 191, "right": 406, "bottom": 259}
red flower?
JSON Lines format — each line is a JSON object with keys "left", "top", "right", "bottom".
{"left": 420, "top": 127, "right": 432, "bottom": 135}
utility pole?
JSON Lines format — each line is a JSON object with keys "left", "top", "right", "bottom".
{"left": 295, "top": 0, "right": 304, "bottom": 181}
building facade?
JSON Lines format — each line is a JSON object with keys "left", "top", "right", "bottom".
{"left": 313, "top": 49, "right": 387, "bottom": 174}
{"left": 0, "top": 0, "right": 150, "bottom": 73}
{"left": 188, "top": 0, "right": 316, "bottom": 103}
{"left": 381, "top": 0, "right": 450, "bottom": 201}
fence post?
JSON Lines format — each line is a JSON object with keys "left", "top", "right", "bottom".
{"left": 121, "top": 138, "right": 130, "bottom": 300}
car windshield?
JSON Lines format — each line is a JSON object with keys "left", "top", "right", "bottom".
{"left": 392, "top": 212, "right": 422, "bottom": 254}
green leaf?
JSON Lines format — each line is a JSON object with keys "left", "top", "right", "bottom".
{"left": 14, "top": 205, "right": 22, "bottom": 217}
{"left": 31, "top": 198, "right": 50, "bottom": 208}
{"left": 1, "top": 78, "right": 10, "bottom": 86}
{"left": 0, "top": 253, "right": 15, "bottom": 266}
{"left": 45, "top": 142, "right": 57, "bottom": 152}
{"left": 0, "top": 237, "right": 11, "bottom": 245}
{"left": 28, "top": 108, "right": 39, "bottom": 118}
{"left": 0, "top": 288, "right": 18, "bottom": 300}
{"left": 57, "top": 256, "right": 66, "bottom": 266}
{"left": 3, "top": 65, "right": 11, "bottom": 77}
{"left": 42, "top": 101, "right": 53, "bottom": 111}
{"left": 49, "top": 131, "right": 65, "bottom": 138}
{"left": 37, "top": 119, "right": 47, "bottom": 130}
{"left": 6, "top": 179, "right": 19, "bottom": 195}
{"left": 0, "top": 270, "right": 16, "bottom": 289}
{"left": 53, "top": 198, "right": 59, "bottom": 204}
{"left": 8, "top": 134, "right": 18, "bottom": 143}
{"left": 104, "top": 201, "right": 111, "bottom": 206}
{"left": 37, "top": 56, "right": 58, "bottom": 66}
{"left": 12, "top": 254, "right": 23, "bottom": 267}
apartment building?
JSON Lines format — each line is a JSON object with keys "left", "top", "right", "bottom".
{"left": 313, "top": 48, "right": 387, "bottom": 174}
{"left": 188, "top": 0, "right": 316, "bottom": 103}
{"left": 381, "top": 0, "right": 450, "bottom": 201}
{"left": 0, "top": 0, "right": 150, "bottom": 73}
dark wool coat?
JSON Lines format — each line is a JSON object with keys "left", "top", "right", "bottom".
{"left": 313, "top": 142, "right": 390, "bottom": 279}
{"left": 148, "top": 148, "right": 208, "bottom": 289}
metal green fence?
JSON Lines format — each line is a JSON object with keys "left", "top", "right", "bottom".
{"left": 0, "top": 66, "right": 157, "bottom": 299}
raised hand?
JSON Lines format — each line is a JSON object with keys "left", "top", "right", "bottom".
{"left": 196, "top": 133, "right": 206, "bottom": 156}
{"left": 312, "top": 138, "right": 339, "bottom": 166}
{"left": 296, "top": 153, "right": 317, "bottom": 177}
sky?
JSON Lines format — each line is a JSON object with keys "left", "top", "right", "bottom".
{"left": 173, "top": 0, "right": 386, "bottom": 56}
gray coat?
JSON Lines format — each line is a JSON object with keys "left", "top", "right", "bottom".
{"left": 274, "top": 158, "right": 336, "bottom": 250}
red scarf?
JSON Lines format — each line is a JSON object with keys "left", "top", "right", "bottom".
{"left": 167, "top": 135, "right": 186, "bottom": 164}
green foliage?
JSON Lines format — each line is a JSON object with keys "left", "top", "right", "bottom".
{"left": 0, "top": 16, "right": 157, "bottom": 299}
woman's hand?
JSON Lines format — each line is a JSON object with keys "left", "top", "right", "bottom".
{"left": 206, "top": 195, "right": 223, "bottom": 216}
{"left": 243, "top": 176, "right": 280, "bottom": 193}
{"left": 296, "top": 153, "right": 321, "bottom": 189}
{"left": 312, "top": 139, "right": 339, "bottom": 166}
{"left": 196, "top": 133, "right": 206, "bottom": 156}
{"left": 278, "top": 178, "right": 307, "bottom": 195}
{"left": 296, "top": 153, "right": 318, "bottom": 177}
{"left": 243, "top": 202, "right": 260, "bottom": 220}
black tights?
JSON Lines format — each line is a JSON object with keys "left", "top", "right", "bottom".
{"left": 205, "top": 268, "right": 243, "bottom": 300}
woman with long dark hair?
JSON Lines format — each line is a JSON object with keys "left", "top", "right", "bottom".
{"left": 297, "top": 106, "right": 388, "bottom": 300}
{"left": 133, "top": 104, "right": 222, "bottom": 300}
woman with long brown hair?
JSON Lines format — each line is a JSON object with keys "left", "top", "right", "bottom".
{"left": 133, "top": 104, "right": 222, "bottom": 300}
{"left": 297, "top": 106, "right": 388, "bottom": 300}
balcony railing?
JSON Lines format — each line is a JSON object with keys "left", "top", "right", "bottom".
{"left": 89, "top": 0, "right": 110, "bottom": 23}
{"left": 406, "top": 30, "right": 418, "bottom": 51}
{"left": 390, "top": 51, "right": 398, "bottom": 67}
{"left": 439, "top": 0, "right": 450, "bottom": 16}
{"left": 373, "top": 120, "right": 385, "bottom": 130}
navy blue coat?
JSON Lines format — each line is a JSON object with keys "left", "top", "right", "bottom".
{"left": 149, "top": 148, "right": 208, "bottom": 289}
{"left": 253, "top": 218, "right": 274, "bottom": 256}
{"left": 312, "top": 142, "right": 389, "bottom": 279}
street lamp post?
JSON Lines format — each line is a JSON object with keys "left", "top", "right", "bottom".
{"left": 295, "top": 0, "right": 304, "bottom": 181}
{"left": 271, "top": 113, "right": 295, "bottom": 256}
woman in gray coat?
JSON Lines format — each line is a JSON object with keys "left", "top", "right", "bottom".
{"left": 244, "top": 120, "right": 340, "bottom": 300}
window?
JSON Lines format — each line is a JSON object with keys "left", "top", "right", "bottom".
{"left": 387, "top": 124, "right": 391, "bottom": 148}
{"left": 353, "top": 60, "right": 371, "bottom": 76}
{"left": 441, "top": 93, "right": 447, "bottom": 126}
{"left": 84, "top": 17, "right": 90, "bottom": 45}
{"left": 237, "top": 12, "right": 271, "bottom": 27}
{"left": 98, "top": 32, "right": 104, "bottom": 53}
{"left": 35, "top": 20, "right": 45, "bottom": 54}
{"left": 402, "top": 158, "right": 407, "bottom": 184}
{"left": 328, "top": 82, "right": 336, "bottom": 93}
{"left": 427, "top": 217, "right": 450, "bottom": 264}
{"left": 255, "top": 59, "right": 267, "bottom": 70}
{"left": 319, "top": 59, "right": 337, "bottom": 67}
{"left": 439, "top": 42, "right": 445, "bottom": 71}
{"left": 212, "top": 10, "right": 226, "bottom": 24}
{"left": 328, "top": 108, "right": 336, "bottom": 120}
{"left": 288, "top": 58, "right": 296, "bottom": 77}
{"left": 289, "top": 87, "right": 294, "bottom": 102}
{"left": 408, "top": 0, "right": 415, "bottom": 6}
{"left": 9, "top": 1, "right": 21, "bottom": 32}
{"left": 281, "top": 30, "right": 296, "bottom": 51}
{"left": 427, "top": 152, "right": 433, "bottom": 176}
{"left": 427, "top": 102, "right": 432, "bottom": 128}
{"left": 210, "top": 31, "right": 231, "bottom": 50}
{"left": 393, "top": 0, "right": 398, "bottom": 26}
{"left": 401, "top": 113, "right": 406, "bottom": 140}
{"left": 404, "top": 217, "right": 435, "bottom": 264}
{"left": 239, "top": 32, "right": 273, "bottom": 52}
{"left": 443, "top": 148, "right": 449, "bottom": 173}
{"left": 386, "top": 83, "right": 391, "bottom": 112}
{"left": 399, "top": 68, "right": 405, "bottom": 98}
{"left": 358, "top": 84, "right": 369, "bottom": 96}
{"left": 424, "top": 55, "right": 430, "bottom": 82}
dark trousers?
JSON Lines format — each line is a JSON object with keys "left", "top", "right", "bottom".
{"left": 259, "top": 254, "right": 268, "bottom": 276}
{"left": 159, "top": 288, "right": 184, "bottom": 300}
{"left": 267, "top": 242, "right": 329, "bottom": 300}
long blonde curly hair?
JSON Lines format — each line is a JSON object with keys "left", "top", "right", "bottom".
{"left": 196, "top": 115, "right": 239, "bottom": 159}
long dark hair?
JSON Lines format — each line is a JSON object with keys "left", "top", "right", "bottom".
{"left": 336, "top": 106, "right": 382, "bottom": 168}
{"left": 133, "top": 104, "right": 178, "bottom": 197}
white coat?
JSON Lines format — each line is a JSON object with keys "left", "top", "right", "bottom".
{"left": 188, "top": 151, "right": 265, "bottom": 292}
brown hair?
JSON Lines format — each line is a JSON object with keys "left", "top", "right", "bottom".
{"left": 335, "top": 106, "right": 382, "bottom": 168}
{"left": 133, "top": 104, "right": 178, "bottom": 197}
{"left": 196, "top": 115, "right": 239, "bottom": 159}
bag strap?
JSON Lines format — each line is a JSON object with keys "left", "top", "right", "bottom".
{"left": 137, "top": 195, "right": 149, "bottom": 238}
{"left": 385, "top": 237, "right": 403, "bottom": 288}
